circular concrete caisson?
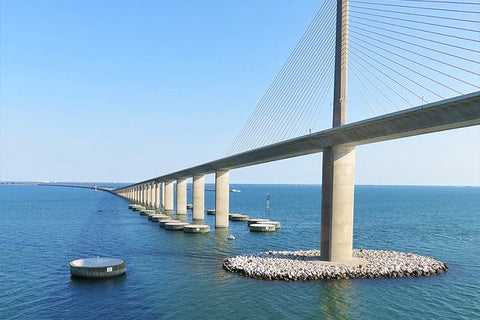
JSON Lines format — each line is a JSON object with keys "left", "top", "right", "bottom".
{"left": 156, "top": 215, "right": 174, "bottom": 222}
{"left": 70, "top": 257, "right": 126, "bottom": 279}
{"left": 150, "top": 214, "right": 169, "bottom": 222}
{"left": 261, "top": 221, "right": 281, "bottom": 229}
{"left": 132, "top": 206, "right": 145, "bottom": 211}
{"left": 247, "top": 218, "right": 270, "bottom": 226}
{"left": 183, "top": 224, "right": 210, "bottom": 233}
{"left": 159, "top": 219, "right": 180, "bottom": 228}
{"left": 149, "top": 214, "right": 166, "bottom": 221}
{"left": 165, "top": 222, "right": 189, "bottom": 231}
{"left": 230, "top": 214, "right": 249, "bottom": 221}
{"left": 207, "top": 209, "right": 215, "bottom": 215}
{"left": 140, "top": 209, "right": 155, "bottom": 216}
{"left": 250, "top": 223, "right": 276, "bottom": 232}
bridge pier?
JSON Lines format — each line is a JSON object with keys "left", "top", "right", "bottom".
{"left": 215, "top": 169, "right": 230, "bottom": 228}
{"left": 147, "top": 183, "right": 152, "bottom": 208}
{"left": 148, "top": 184, "right": 152, "bottom": 207}
{"left": 164, "top": 180, "right": 174, "bottom": 213}
{"left": 176, "top": 178, "right": 187, "bottom": 215}
{"left": 154, "top": 182, "right": 159, "bottom": 210}
{"left": 193, "top": 174, "right": 205, "bottom": 220}
{"left": 160, "top": 182, "right": 165, "bottom": 211}
{"left": 321, "top": 145, "right": 356, "bottom": 262}
{"left": 150, "top": 183, "right": 155, "bottom": 208}
{"left": 143, "top": 184, "right": 147, "bottom": 205}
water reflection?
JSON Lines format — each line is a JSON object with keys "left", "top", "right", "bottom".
{"left": 320, "top": 280, "right": 362, "bottom": 319}
{"left": 213, "top": 228, "right": 232, "bottom": 257}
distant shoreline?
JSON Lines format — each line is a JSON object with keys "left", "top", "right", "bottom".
{"left": 1, "top": 181, "right": 478, "bottom": 188}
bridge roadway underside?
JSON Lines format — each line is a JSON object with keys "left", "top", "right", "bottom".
{"left": 129, "top": 91, "right": 479, "bottom": 185}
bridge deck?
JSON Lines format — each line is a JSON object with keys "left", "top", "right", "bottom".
{"left": 121, "top": 91, "right": 479, "bottom": 188}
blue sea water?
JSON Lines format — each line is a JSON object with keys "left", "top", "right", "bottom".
{"left": 0, "top": 184, "right": 479, "bottom": 319}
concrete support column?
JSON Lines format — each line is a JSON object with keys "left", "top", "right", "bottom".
{"left": 160, "top": 182, "right": 165, "bottom": 211}
{"left": 176, "top": 178, "right": 187, "bottom": 215}
{"left": 143, "top": 185, "right": 147, "bottom": 205}
{"left": 164, "top": 181, "right": 174, "bottom": 212}
{"left": 146, "top": 184, "right": 151, "bottom": 207}
{"left": 154, "top": 183, "right": 159, "bottom": 209}
{"left": 215, "top": 169, "right": 230, "bottom": 228}
{"left": 149, "top": 183, "right": 154, "bottom": 208}
{"left": 192, "top": 174, "right": 205, "bottom": 220}
{"left": 321, "top": 145, "right": 356, "bottom": 262}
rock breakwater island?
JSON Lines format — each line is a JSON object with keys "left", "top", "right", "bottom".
{"left": 223, "top": 249, "right": 447, "bottom": 281}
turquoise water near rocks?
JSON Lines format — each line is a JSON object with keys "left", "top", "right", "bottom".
{"left": 1, "top": 184, "right": 479, "bottom": 319}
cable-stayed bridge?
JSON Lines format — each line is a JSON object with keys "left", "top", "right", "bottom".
{"left": 114, "top": 0, "right": 480, "bottom": 262}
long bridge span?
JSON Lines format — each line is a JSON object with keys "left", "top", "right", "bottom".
{"left": 112, "top": 0, "right": 480, "bottom": 263}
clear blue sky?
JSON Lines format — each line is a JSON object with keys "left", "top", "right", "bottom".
{"left": 1, "top": 0, "right": 479, "bottom": 185}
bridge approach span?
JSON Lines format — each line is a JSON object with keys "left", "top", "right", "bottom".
{"left": 130, "top": 91, "right": 479, "bottom": 186}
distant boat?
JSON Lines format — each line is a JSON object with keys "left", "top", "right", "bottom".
{"left": 231, "top": 189, "right": 241, "bottom": 193}
{"left": 227, "top": 234, "right": 236, "bottom": 240}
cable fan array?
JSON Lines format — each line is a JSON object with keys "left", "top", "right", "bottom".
{"left": 227, "top": 0, "right": 337, "bottom": 156}
{"left": 227, "top": 0, "right": 479, "bottom": 156}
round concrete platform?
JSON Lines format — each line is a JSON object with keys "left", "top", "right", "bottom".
{"left": 149, "top": 214, "right": 169, "bottom": 222}
{"left": 262, "top": 221, "right": 281, "bottom": 229}
{"left": 230, "top": 214, "right": 249, "bottom": 221}
{"left": 132, "top": 206, "right": 146, "bottom": 211}
{"left": 165, "top": 222, "right": 189, "bottom": 231}
{"left": 139, "top": 209, "right": 155, "bottom": 216}
{"left": 183, "top": 224, "right": 210, "bottom": 233}
{"left": 159, "top": 219, "right": 181, "bottom": 228}
{"left": 156, "top": 215, "right": 174, "bottom": 222}
{"left": 247, "top": 218, "right": 270, "bottom": 226}
{"left": 207, "top": 209, "right": 215, "bottom": 215}
{"left": 250, "top": 223, "right": 276, "bottom": 232}
{"left": 70, "top": 257, "right": 126, "bottom": 279}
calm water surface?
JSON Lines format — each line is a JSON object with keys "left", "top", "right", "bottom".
{"left": 0, "top": 184, "right": 478, "bottom": 319}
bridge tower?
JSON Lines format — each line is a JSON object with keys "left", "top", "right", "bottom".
{"left": 320, "top": 0, "right": 356, "bottom": 262}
